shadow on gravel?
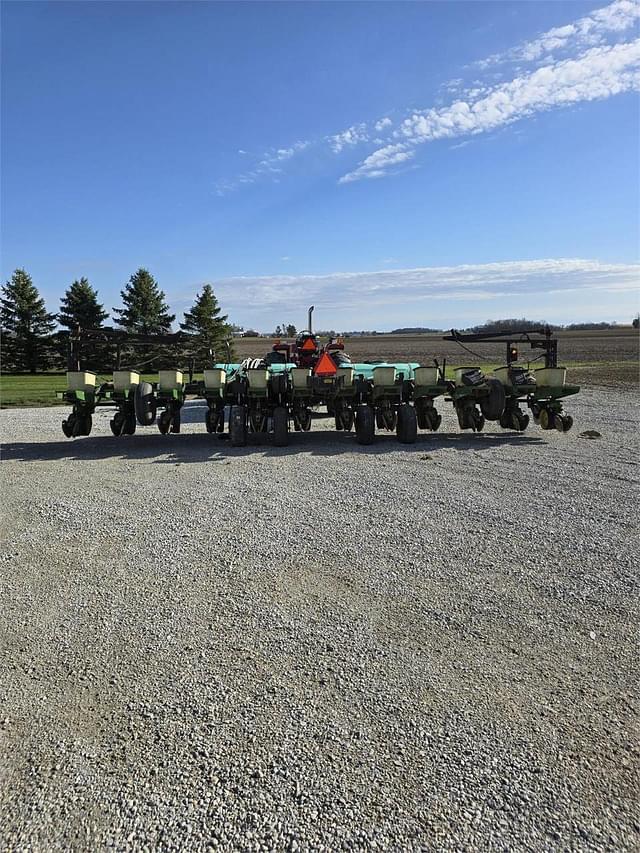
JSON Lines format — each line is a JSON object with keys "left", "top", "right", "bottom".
{"left": 1, "top": 430, "right": 545, "bottom": 463}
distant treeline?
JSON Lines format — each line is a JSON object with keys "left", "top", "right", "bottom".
{"left": 463, "top": 318, "right": 628, "bottom": 334}
{"left": 390, "top": 327, "right": 443, "bottom": 334}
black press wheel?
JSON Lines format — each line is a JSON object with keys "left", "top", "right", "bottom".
{"left": 62, "top": 415, "right": 75, "bottom": 438}
{"left": 229, "top": 405, "right": 248, "bottom": 447}
{"left": 158, "top": 410, "right": 172, "bottom": 435}
{"left": 124, "top": 412, "right": 137, "bottom": 435}
{"left": 396, "top": 403, "right": 417, "bottom": 444}
{"left": 170, "top": 412, "right": 181, "bottom": 434}
{"left": 110, "top": 412, "right": 125, "bottom": 436}
{"left": 273, "top": 406, "right": 289, "bottom": 447}
{"left": 74, "top": 414, "right": 92, "bottom": 437}
{"left": 555, "top": 413, "right": 573, "bottom": 433}
{"left": 355, "top": 405, "right": 375, "bottom": 445}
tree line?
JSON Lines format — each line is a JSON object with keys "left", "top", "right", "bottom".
{"left": 1, "top": 268, "right": 232, "bottom": 373}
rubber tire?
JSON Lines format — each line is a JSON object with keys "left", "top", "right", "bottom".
{"left": 76, "top": 414, "right": 92, "bottom": 437}
{"left": 158, "top": 411, "right": 172, "bottom": 435}
{"left": 135, "top": 382, "right": 157, "bottom": 426}
{"left": 396, "top": 404, "right": 417, "bottom": 444}
{"left": 539, "top": 408, "right": 553, "bottom": 430}
{"left": 110, "top": 412, "right": 125, "bottom": 436}
{"left": 473, "top": 414, "right": 485, "bottom": 433}
{"left": 62, "top": 417, "right": 74, "bottom": 438}
{"left": 230, "top": 405, "right": 247, "bottom": 447}
{"left": 124, "top": 412, "right": 136, "bottom": 435}
{"left": 480, "top": 379, "right": 506, "bottom": 421}
{"left": 355, "top": 405, "right": 375, "bottom": 445}
{"left": 273, "top": 406, "right": 289, "bottom": 447}
{"left": 518, "top": 413, "right": 530, "bottom": 431}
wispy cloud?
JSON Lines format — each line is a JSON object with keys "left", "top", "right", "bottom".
{"left": 329, "top": 123, "right": 369, "bottom": 153}
{"left": 187, "top": 259, "right": 639, "bottom": 327}
{"left": 480, "top": 0, "right": 640, "bottom": 66}
{"left": 340, "top": 38, "right": 640, "bottom": 182}
{"left": 215, "top": 140, "right": 309, "bottom": 195}
{"left": 215, "top": 1, "right": 639, "bottom": 193}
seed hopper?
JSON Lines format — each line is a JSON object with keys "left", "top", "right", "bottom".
{"left": 59, "top": 309, "right": 579, "bottom": 445}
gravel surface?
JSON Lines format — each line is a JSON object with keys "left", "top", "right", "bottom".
{"left": 1, "top": 388, "right": 638, "bottom": 851}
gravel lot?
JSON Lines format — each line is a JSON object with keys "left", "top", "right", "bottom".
{"left": 1, "top": 388, "right": 638, "bottom": 851}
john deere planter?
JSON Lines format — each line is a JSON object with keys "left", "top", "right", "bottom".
{"left": 59, "top": 317, "right": 579, "bottom": 445}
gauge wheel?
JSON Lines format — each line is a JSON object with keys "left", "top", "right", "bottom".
{"left": 273, "top": 406, "right": 289, "bottom": 446}
{"left": 396, "top": 404, "right": 417, "bottom": 444}
{"left": 355, "top": 405, "right": 375, "bottom": 445}
{"left": 229, "top": 405, "right": 247, "bottom": 447}
{"left": 479, "top": 378, "right": 506, "bottom": 421}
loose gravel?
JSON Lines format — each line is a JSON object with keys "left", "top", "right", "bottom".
{"left": 0, "top": 388, "right": 638, "bottom": 851}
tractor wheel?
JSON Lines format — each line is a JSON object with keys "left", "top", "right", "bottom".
{"left": 396, "top": 404, "right": 417, "bottom": 444}
{"left": 343, "top": 410, "right": 354, "bottom": 432}
{"left": 62, "top": 416, "right": 75, "bottom": 438}
{"left": 273, "top": 406, "right": 289, "bottom": 447}
{"left": 158, "top": 410, "right": 172, "bottom": 435}
{"left": 355, "top": 405, "right": 375, "bottom": 445}
{"left": 375, "top": 410, "right": 385, "bottom": 430}
{"left": 229, "top": 405, "right": 247, "bottom": 447}
{"left": 170, "top": 412, "right": 181, "bottom": 434}
{"left": 518, "top": 412, "right": 530, "bottom": 431}
{"left": 480, "top": 378, "right": 506, "bottom": 421}
{"left": 539, "top": 408, "right": 553, "bottom": 430}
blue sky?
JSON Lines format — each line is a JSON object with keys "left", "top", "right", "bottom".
{"left": 1, "top": 0, "right": 638, "bottom": 331}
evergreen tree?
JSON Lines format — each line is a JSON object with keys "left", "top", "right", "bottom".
{"left": 57, "top": 278, "right": 110, "bottom": 371}
{"left": 180, "top": 284, "right": 231, "bottom": 360}
{"left": 58, "top": 277, "right": 109, "bottom": 330}
{"left": 112, "top": 268, "right": 175, "bottom": 334}
{"left": 1, "top": 269, "right": 57, "bottom": 373}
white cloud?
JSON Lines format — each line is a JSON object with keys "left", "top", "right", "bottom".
{"left": 203, "top": 259, "right": 639, "bottom": 328}
{"left": 216, "top": 140, "right": 309, "bottom": 194}
{"left": 374, "top": 117, "right": 393, "bottom": 131}
{"left": 481, "top": 0, "right": 640, "bottom": 66}
{"left": 329, "top": 123, "right": 369, "bottom": 153}
{"left": 340, "top": 39, "right": 640, "bottom": 182}
{"left": 339, "top": 143, "right": 415, "bottom": 183}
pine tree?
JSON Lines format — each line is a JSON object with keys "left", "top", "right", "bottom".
{"left": 180, "top": 284, "right": 231, "bottom": 360}
{"left": 112, "top": 268, "right": 175, "bottom": 334}
{"left": 1, "top": 269, "right": 57, "bottom": 373}
{"left": 57, "top": 278, "right": 110, "bottom": 371}
{"left": 58, "top": 277, "right": 108, "bottom": 330}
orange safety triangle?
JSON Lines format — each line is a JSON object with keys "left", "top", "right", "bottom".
{"left": 301, "top": 337, "right": 317, "bottom": 352}
{"left": 314, "top": 352, "right": 338, "bottom": 376}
